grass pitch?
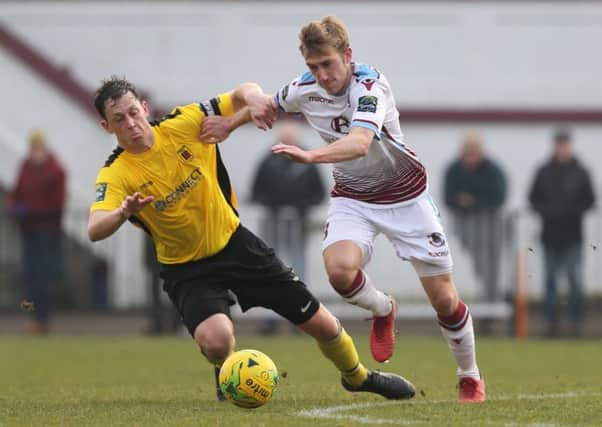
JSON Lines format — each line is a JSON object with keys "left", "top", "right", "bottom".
{"left": 1, "top": 334, "right": 601, "bottom": 426}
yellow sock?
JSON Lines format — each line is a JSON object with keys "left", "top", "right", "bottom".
{"left": 318, "top": 326, "right": 369, "bottom": 387}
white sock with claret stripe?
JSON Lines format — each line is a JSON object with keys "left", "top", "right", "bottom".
{"left": 438, "top": 300, "right": 480, "bottom": 379}
{"left": 333, "top": 270, "right": 392, "bottom": 317}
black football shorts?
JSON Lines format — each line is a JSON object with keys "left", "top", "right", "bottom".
{"left": 160, "top": 225, "right": 320, "bottom": 336}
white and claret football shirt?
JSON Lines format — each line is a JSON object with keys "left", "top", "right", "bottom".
{"left": 275, "top": 62, "right": 427, "bottom": 205}
{"left": 90, "top": 93, "right": 240, "bottom": 264}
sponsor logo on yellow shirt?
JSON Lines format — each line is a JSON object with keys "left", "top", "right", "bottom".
{"left": 154, "top": 168, "right": 203, "bottom": 212}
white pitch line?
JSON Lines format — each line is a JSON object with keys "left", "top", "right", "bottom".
{"left": 295, "top": 401, "right": 423, "bottom": 425}
{"left": 292, "top": 391, "right": 602, "bottom": 426}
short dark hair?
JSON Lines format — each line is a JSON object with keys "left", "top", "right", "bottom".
{"left": 554, "top": 127, "right": 572, "bottom": 144}
{"left": 94, "top": 76, "right": 140, "bottom": 119}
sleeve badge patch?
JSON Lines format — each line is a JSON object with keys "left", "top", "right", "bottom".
{"left": 357, "top": 95, "right": 378, "bottom": 113}
{"left": 178, "top": 145, "right": 193, "bottom": 161}
{"left": 95, "top": 183, "right": 108, "bottom": 202}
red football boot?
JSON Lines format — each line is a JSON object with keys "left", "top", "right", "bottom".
{"left": 369, "top": 297, "right": 396, "bottom": 362}
{"left": 458, "top": 377, "right": 486, "bottom": 403}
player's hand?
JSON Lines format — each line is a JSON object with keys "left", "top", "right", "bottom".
{"left": 246, "top": 93, "right": 278, "bottom": 131}
{"left": 271, "top": 143, "right": 314, "bottom": 163}
{"left": 119, "top": 192, "right": 154, "bottom": 219}
{"left": 200, "top": 116, "right": 231, "bottom": 144}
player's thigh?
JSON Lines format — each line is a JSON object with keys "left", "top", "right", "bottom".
{"left": 235, "top": 276, "right": 321, "bottom": 326}
{"left": 214, "top": 225, "right": 320, "bottom": 325}
{"left": 384, "top": 196, "right": 454, "bottom": 277}
{"left": 164, "top": 277, "right": 233, "bottom": 337}
{"left": 322, "top": 197, "right": 378, "bottom": 267}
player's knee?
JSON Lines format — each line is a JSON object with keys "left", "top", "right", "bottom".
{"left": 431, "top": 292, "right": 458, "bottom": 316}
{"left": 326, "top": 262, "right": 358, "bottom": 290}
{"left": 198, "top": 334, "right": 234, "bottom": 364}
{"left": 194, "top": 323, "right": 234, "bottom": 364}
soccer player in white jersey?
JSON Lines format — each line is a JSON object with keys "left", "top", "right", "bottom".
{"left": 202, "top": 15, "right": 485, "bottom": 403}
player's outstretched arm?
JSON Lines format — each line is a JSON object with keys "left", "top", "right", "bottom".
{"left": 272, "top": 126, "right": 375, "bottom": 164}
{"left": 88, "top": 192, "right": 154, "bottom": 241}
{"left": 200, "top": 82, "right": 278, "bottom": 143}
{"left": 200, "top": 107, "right": 251, "bottom": 144}
{"left": 235, "top": 83, "right": 278, "bottom": 131}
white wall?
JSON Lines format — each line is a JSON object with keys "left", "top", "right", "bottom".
{"left": 3, "top": 1, "right": 602, "bottom": 106}
{"left": 1, "top": 1, "right": 601, "bottom": 308}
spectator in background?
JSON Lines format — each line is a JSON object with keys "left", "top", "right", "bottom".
{"left": 250, "top": 120, "right": 326, "bottom": 334}
{"left": 444, "top": 132, "right": 507, "bottom": 302}
{"left": 528, "top": 129, "right": 595, "bottom": 337}
{"left": 7, "top": 130, "right": 67, "bottom": 334}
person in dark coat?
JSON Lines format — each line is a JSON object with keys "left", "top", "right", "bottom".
{"left": 444, "top": 132, "right": 507, "bottom": 302}
{"left": 528, "top": 129, "right": 596, "bottom": 336}
{"left": 250, "top": 121, "right": 326, "bottom": 334}
{"left": 7, "top": 130, "right": 67, "bottom": 334}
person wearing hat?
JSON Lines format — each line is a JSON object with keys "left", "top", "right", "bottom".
{"left": 444, "top": 131, "right": 508, "bottom": 305}
{"left": 7, "top": 130, "right": 67, "bottom": 334}
{"left": 528, "top": 128, "right": 596, "bottom": 337}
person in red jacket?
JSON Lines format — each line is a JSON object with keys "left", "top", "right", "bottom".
{"left": 8, "top": 130, "right": 67, "bottom": 334}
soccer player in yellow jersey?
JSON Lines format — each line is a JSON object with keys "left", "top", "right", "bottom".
{"left": 88, "top": 76, "right": 415, "bottom": 401}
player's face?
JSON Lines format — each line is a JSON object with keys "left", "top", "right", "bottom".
{"left": 305, "top": 47, "right": 352, "bottom": 95}
{"left": 100, "top": 92, "right": 151, "bottom": 150}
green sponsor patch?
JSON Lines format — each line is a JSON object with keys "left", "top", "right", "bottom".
{"left": 95, "top": 183, "right": 107, "bottom": 202}
{"left": 357, "top": 95, "right": 378, "bottom": 113}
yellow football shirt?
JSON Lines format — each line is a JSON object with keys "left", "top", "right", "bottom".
{"left": 90, "top": 93, "right": 240, "bottom": 264}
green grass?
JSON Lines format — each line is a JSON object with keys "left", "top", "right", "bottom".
{"left": 1, "top": 335, "right": 601, "bottom": 426}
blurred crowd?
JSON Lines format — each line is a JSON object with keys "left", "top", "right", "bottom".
{"left": 1, "top": 125, "right": 597, "bottom": 337}
{"left": 443, "top": 128, "right": 596, "bottom": 336}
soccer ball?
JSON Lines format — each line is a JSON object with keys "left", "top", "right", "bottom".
{"left": 218, "top": 349, "right": 279, "bottom": 408}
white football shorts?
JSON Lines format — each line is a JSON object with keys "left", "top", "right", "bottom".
{"left": 321, "top": 193, "right": 453, "bottom": 277}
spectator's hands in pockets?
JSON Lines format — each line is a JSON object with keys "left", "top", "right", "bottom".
{"left": 7, "top": 203, "right": 27, "bottom": 218}
{"left": 456, "top": 192, "right": 475, "bottom": 208}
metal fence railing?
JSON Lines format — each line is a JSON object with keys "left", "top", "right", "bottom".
{"left": 1, "top": 205, "right": 600, "bottom": 317}
{"left": 0, "top": 206, "right": 148, "bottom": 312}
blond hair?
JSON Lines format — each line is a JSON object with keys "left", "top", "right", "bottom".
{"left": 299, "top": 16, "right": 350, "bottom": 57}
{"left": 29, "top": 130, "right": 46, "bottom": 147}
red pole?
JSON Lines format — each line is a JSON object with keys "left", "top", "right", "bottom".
{"left": 515, "top": 249, "right": 528, "bottom": 339}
